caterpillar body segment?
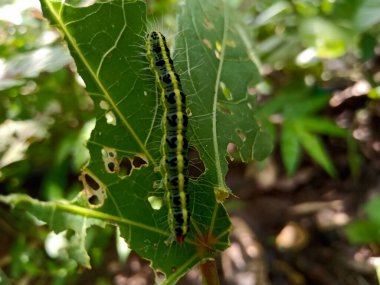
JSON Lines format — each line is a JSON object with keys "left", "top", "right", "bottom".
{"left": 145, "top": 31, "right": 190, "bottom": 243}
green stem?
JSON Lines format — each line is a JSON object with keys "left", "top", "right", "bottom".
{"left": 376, "top": 264, "right": 380, "bottom": 285}
{"left": 200, "top": 260, "right": 220, "bottom": 285}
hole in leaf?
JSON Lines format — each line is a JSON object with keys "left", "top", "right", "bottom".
{"left": 217, "top": 103, "right": 232, "bottom": 115}
{"left": 188, "top": 146, "right": 205, "bottom": 180}
{"left": 214, "top": 49, "right": 221, "bottom": 60}
{"left": 226, "top": 39, "right": 237, "bottom": 48}
{"left": 119, "top": 156, "right": 132, "bottom": 176}
{"left": 204, "top": 18, "right": 215, "bottom": 30}
{"left": 153, "top": 180, "right": 161, "bottom": 189}
{"left": 132, "top": 155, "right": 148, "bottom": 168}
{"left": 80, "top": 170, "right": 107, "bottom": 208}
{"left": 155, "top": 271, "right": 166, "bottom": 283}
{"left": 105, "top": 111, "right": 117, "bottom": 126}
{"left": 148, "top": 196, "right": 163, "bottom": 210}
{"left": 88, "top": 195, "right": 101, "bottom": 205}
{"left": 107, "top": 162, "right": 116, "bottom": 172}
{"left": 101, "top": 148, "right": 117, "bottom": 158}
{"left": 63, "top": 0, "right": 96, "bottom": 7}
{"left": 99, "top": 100, "right": 109, "bottom": 110}
{"left": 219, "top": 81, "right": 233, "bottom": 101}
{"left": 101, "top": 147, "right": 119, "bottom": 173}
{"left": 227, "top": 143, "right": 238, "bottom": 157}
{"left": 186, "top": 107, "right": 192, "bottom": 117}
{"left": 202, "top": 38, "right": 212, "bottom": 49}
{"left": 84, "top": 174, "right": 100, "bottom": 190}
{"left": 236, "top": 129, "right": 246, "bottom": 142}
{"left": 171, "top": 266, "right": 177, "bottom": 273}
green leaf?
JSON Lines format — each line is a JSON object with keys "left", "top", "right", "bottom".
{"left": 281, "top": 124, "right": 301, "bottom": 176}
{"left": 346, "top": 196, "right": 380, "bottom": 244}
{"left": 359, "top": 33, "right": 377, "bottom": 61}
{"left": 293, "top": 123, "right": 336, "bottom": 176}
{"left": 299, "top": 17, "right": 350, "bottom": 58}
{"left": 261, "top": 120, "right": 276, "bottom": 142}
{"left": 256, "top": 89, "right": 329, "bottom": 121}
{"left": 296, "top": 117, "right": 347, "bottom": 137}
{"left": 354, "top": 0, "right": 380, "bottom": 31}
{"left": 254, "top": 1, "right": 290, "bottom": 27}
{"left": 345, "top": 220, "right": 380, "bottom": 244}
{"left": 347, "top": 134, "right": 362, "bottom": 180}
{"left": 256, "top": 93, "right": 303, "bottom": 120}
{"left": 364, "top": 196, "right": 380, "bottom": 225}
{"left": 176, "top": 0, "right": 272, "bottom": 174}
{"left": 0, "top": 194, "right": 106, "bottom": 268}
{"left": 37, "top": 0, "right": 270, "bottom": 283}
{"left": 0, "top": 269, "right": 11, "bottom": 285}
{"left": 283, "top": 94, "right": 330, "bottom": 119}
{"left": 368, "top": 86, "right": 380, "bottom": 99}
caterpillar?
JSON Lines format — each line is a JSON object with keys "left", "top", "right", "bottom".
{"left": 145, "top": 31, "right": 190, "bottom": 243}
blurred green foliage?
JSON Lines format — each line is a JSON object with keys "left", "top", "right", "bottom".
{"left": 0, "top": 0, "right": 97, "bottom": 283}
{"left": 345, "top": 202, "right": 380, "bottom": 281}
{"left": 245, "top": 0, "right": 379, "bottom": 176}
{"left": 346, "top": 196, "right": 380, "bottom": 243}
{"left": 0, "top": 0, "right": 93, "bottom": 201}
{"left": 256, "top": 84, "right": 346, "bottom": 176}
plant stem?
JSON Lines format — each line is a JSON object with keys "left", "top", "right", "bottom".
{"left": 200, "top": 259, "right": 220, "bottom": 285}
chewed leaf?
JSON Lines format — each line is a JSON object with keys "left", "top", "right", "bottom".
{"left": 175, "top": 0, "right": 272, "bottom": 199}
{"left": 37, "top": 0, "right": 270, "bottom": 283}
{"left": 38, "top": 0, "right": 234, "bottom": 283}
{"left": 0, "top": 194, "right": 106, "bottom": 268}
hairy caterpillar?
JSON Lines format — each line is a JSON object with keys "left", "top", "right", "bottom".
{"left": 145, "top": 31, "right": 190, "bottom": 243}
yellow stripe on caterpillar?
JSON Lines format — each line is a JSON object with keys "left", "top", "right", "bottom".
{"left": 145, "top": 31, "right": 190, "bottom": 243}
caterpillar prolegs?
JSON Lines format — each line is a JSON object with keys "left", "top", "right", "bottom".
{"left": 145, "top": 31, "right": 190, "bottom": 243}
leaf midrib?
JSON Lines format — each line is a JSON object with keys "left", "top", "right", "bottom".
{"left": 211, "top": 1, "right": 228, "bottom": 191}
{"left": 189, "top": 1, "right": 226, "bottom": 190}
{"left": 188, "top": 0, "right": 229, "bottom": 238}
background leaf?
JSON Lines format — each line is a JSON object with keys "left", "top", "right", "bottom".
{"left": 281, "top": 124, "right": 301, "bottom": 176}
{"left": 293, "top": 123, "right": 336, "bottom": 177}
{"left": 176, "top": 0, "right": 272, "bottom": 199}
{"left": 364, "top": 196, "right": 380, "bottom": 225}
{"left": 354, "top": 0, "right": 380, "bottom": 31}
{"left": 282, "top": 94, "right": 330, "bottom": 119}
{"left": 299, "top": 17, "right": 350, "bottom": 58}
{"left": 345, "top": 220, "right": 380, "bottom": 244}
{"left": 0, "top": 46, "right": 72, "bottom": 91}
{"left": 296, "top": 117, "right": 347, "bottom": 137}
{"left": 0, "top": 269, "right": 11, "bottom": 285}
{"left": 346, "top": 196, "right": 380, "bottom": 244}
{"left": 0, "top": 194, "right": 106, "bottom": 268}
